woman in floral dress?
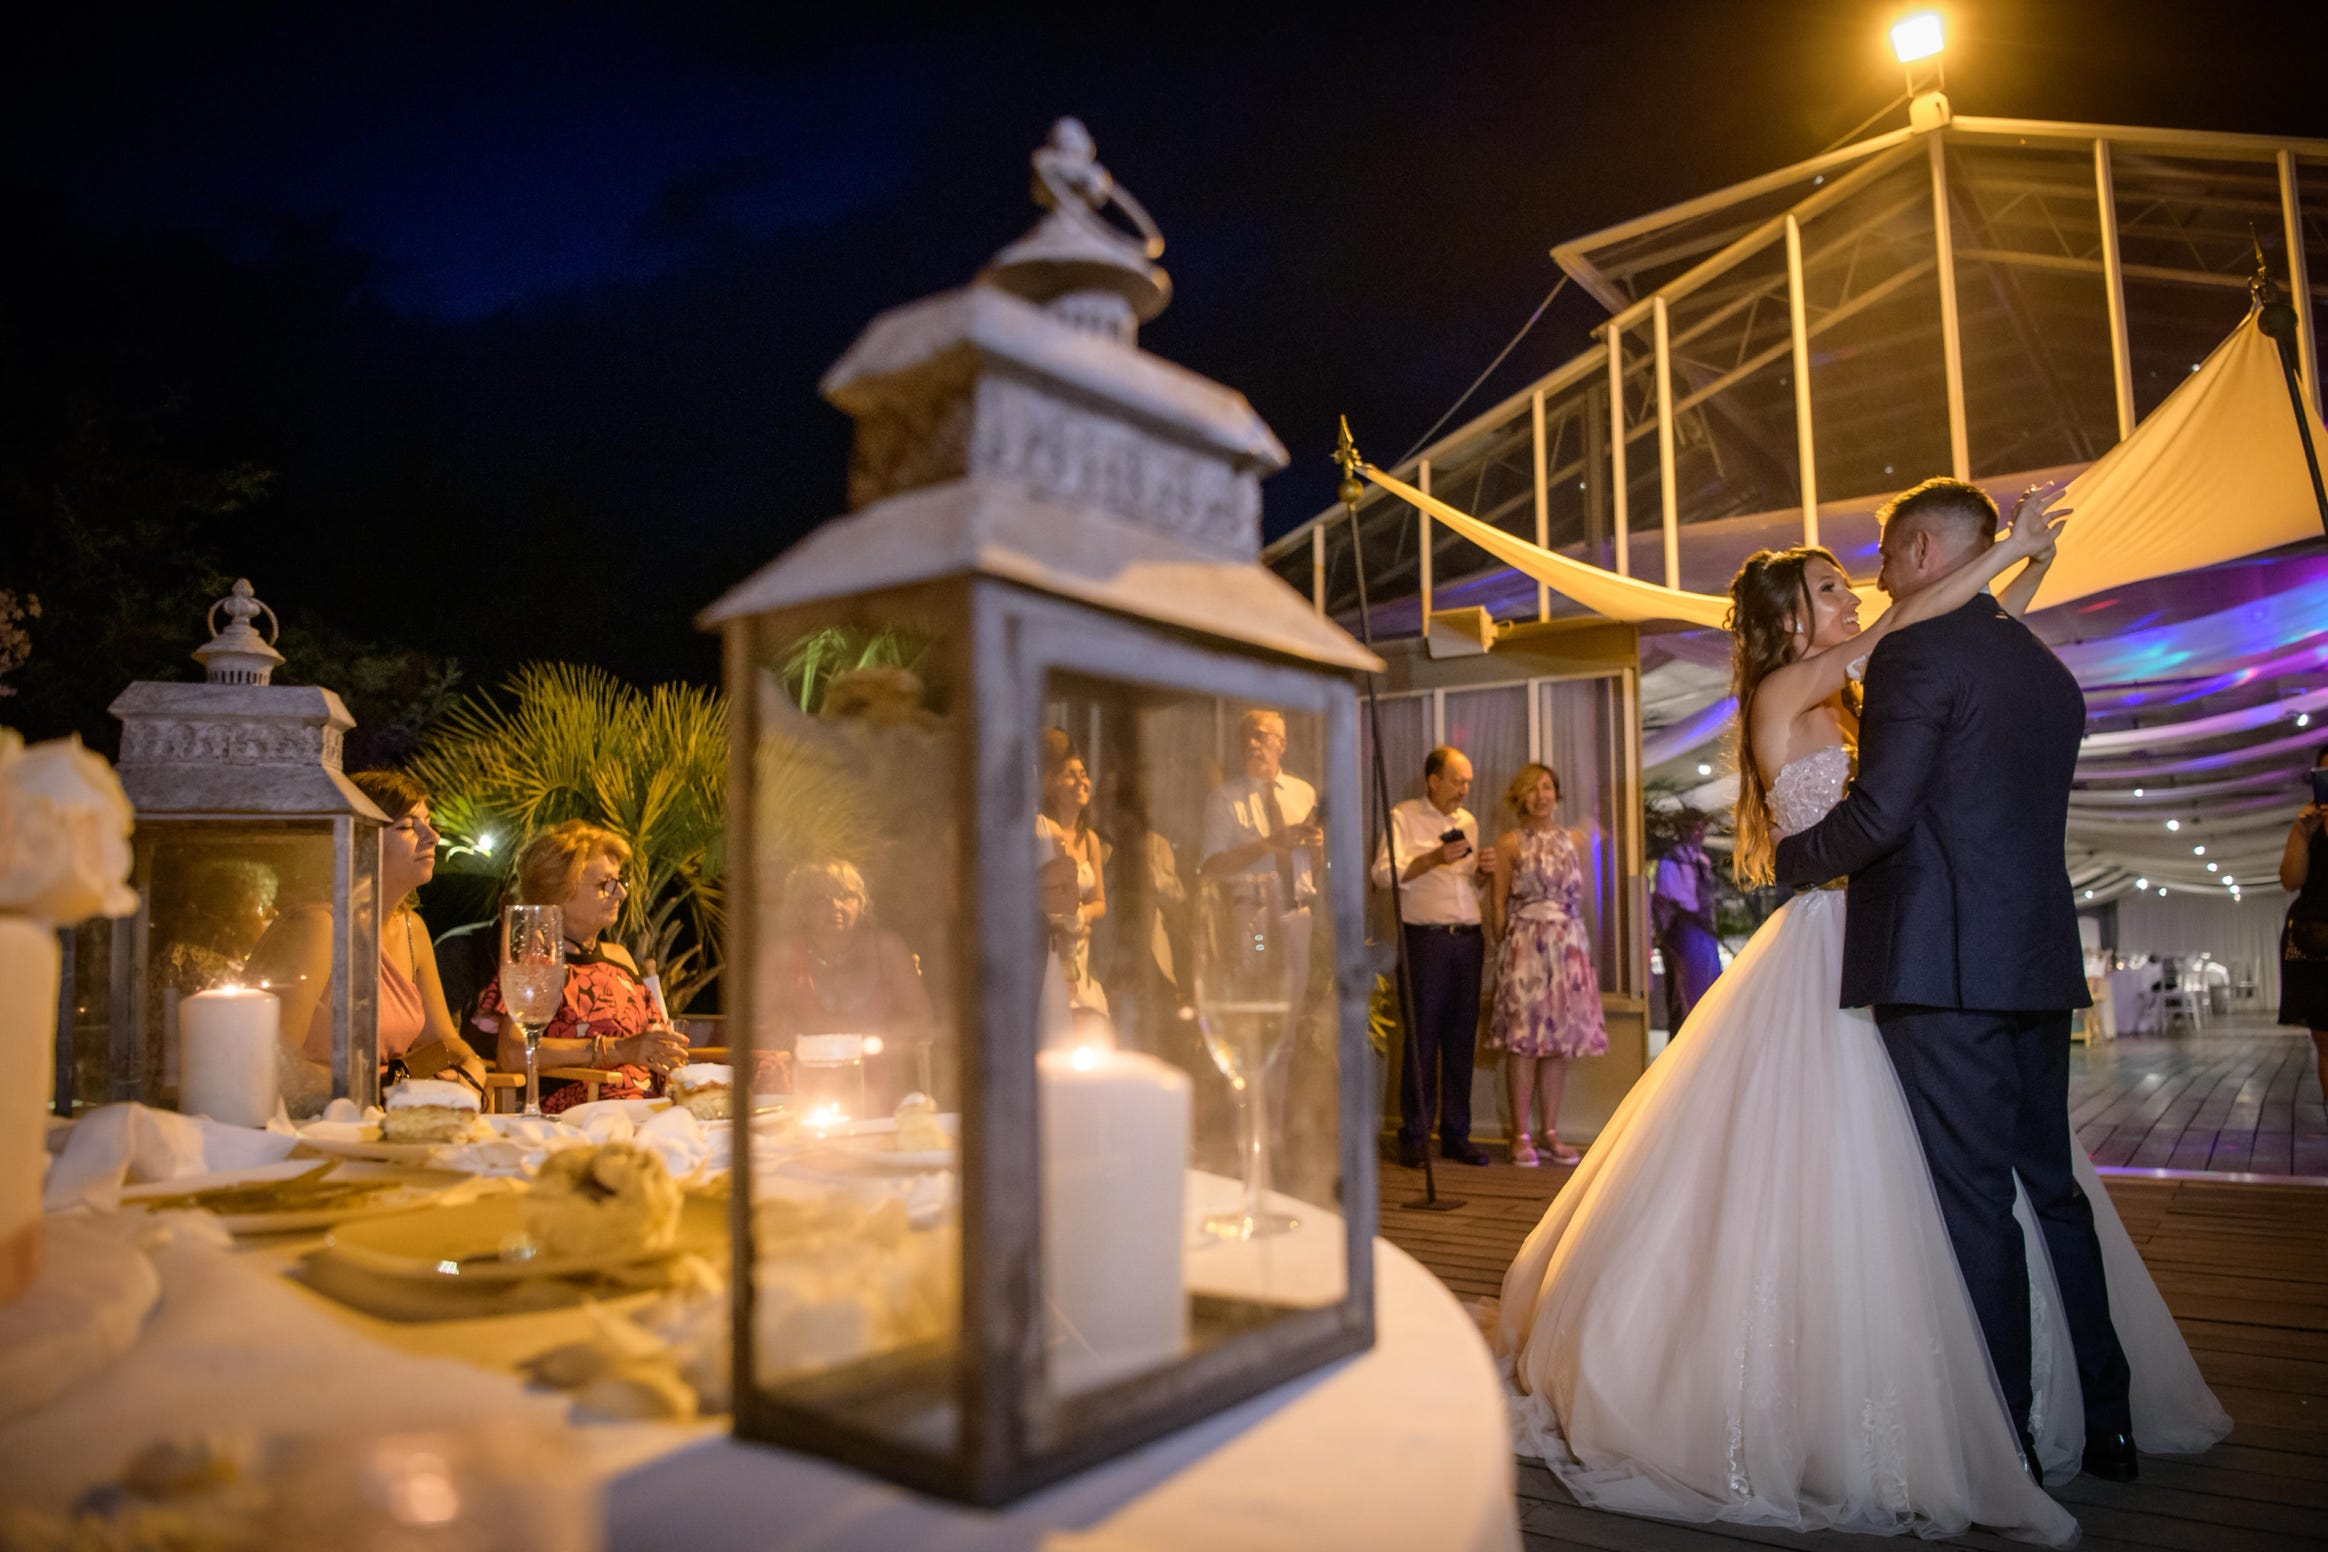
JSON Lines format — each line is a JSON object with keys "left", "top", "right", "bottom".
{"left": 471, "top": 820, "right": 688, "bottom": 1115}
{"left": 1486, "top": 763, "right": 1606, "bottom": 1166}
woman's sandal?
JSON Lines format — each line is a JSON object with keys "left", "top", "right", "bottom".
{"left": 1540, "top": 1133, "right": 1583, "bottom": 1166}
{"left": 1511, "top": 1136, "right": 1540, "bottom": 1168}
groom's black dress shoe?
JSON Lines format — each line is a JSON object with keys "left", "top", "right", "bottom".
{"left": 1393, "top": 1137, "right": 1426, "bottom": 1168}
{"left": 1442, "top": 1143, "right": 1492, "bottom": 1166}
{"left": 2081, "top": 1431, "right": 2139, "bottom": 1482}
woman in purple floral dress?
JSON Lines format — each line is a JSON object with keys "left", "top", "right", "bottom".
{"left": 1487, "top": 763, "right": 1606, "bottom": 1166}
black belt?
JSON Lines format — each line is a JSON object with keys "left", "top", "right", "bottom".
{"left": 1404, "top": 922, "right": 1482, "bottom": 935}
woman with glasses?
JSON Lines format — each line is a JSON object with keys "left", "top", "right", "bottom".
{"left": 471, "top": 819, "right": 687, "bottom": 1114}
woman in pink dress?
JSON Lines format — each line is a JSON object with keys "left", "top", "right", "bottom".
{"left": 248, "top": 769, "right": 488, "bottom": 1104}
{"left": 1485, "top": 762, "right": 1606, "bottom": 1166}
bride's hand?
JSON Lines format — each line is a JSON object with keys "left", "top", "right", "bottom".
{"left": 2006, "top": 480, "right": 2072, "bottom": 560}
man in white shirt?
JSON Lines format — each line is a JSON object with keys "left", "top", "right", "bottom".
{"left": 1201, "top": 709, "right": 1319, "bottom": 904}
{"left": 1371, "top": 745, "right": 1491, "bottom": 1166}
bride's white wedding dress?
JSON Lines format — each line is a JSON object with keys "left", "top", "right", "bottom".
{"left": 1497, "top": 745, "right": 2230, "bottom": 1546}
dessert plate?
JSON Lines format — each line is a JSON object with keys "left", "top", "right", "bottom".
{"left": 120, "top": 1159, "right": 465, "bottom": 1235}
{"left": 554, "top": 1097, "right": 669, "bottom": 1128}
{"left": 798, "top": 1114, "right": 959, "bottom": 1173}
{"left": 322, "top": 1191, "right": 726, "bottom": 1283}
{"left": 297, "top": 1113, "right": 538, "bottom": 1165}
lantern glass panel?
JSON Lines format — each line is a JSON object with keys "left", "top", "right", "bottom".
{"left": 1030, "top": 672, "right": 1347, "bottom": 1408}
{"left": 737, "top": 590, "right": 967, "bottom": 1459}
{"left": 112, "top": 819, "right": 369, "bottom": 1119}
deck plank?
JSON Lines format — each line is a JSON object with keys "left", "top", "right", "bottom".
{"left": 1379, "top": 1064, "right": 2328, "bottom": 1552}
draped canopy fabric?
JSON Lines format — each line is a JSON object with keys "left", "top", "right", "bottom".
{"left": 2032, "top": 309, "right": 2328, "bottom": 611}
{"left": 1364, "top": 308, "right": 2323, "bottom": 633}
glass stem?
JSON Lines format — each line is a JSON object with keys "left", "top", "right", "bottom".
{"left": 522, "top": 1021, "right": 541, "bottom": 1118}
{"left": 1241, "top": 1075, "right": 1271, "bottom": 1227}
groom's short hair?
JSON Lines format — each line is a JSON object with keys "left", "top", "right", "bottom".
{"left": 1878, "top": 477, "right": 1997, "bottom": 557}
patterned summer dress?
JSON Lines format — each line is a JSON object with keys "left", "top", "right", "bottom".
{"left": 1488, "top": 826, "right": 1608, "bottom": 1058}
{"left": 472, "top": 939, "right": 658, "bottom": 1114}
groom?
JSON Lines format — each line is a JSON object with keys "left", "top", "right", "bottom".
{"left": 1774, "top": 477, "right": 2135, "bottom": 1482}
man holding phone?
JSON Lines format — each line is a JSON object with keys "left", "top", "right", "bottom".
{"left": 1372, "top": 745, "right": 1492, "bottom": 1166}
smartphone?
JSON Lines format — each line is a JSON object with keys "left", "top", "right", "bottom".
{"left": 1439, "top": 825, "right": 1471, "bottom": 860}
{"left": 2311, "top": 767, "right": 2328, "bottom": 806}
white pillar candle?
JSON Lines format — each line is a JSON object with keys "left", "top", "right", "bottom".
{"left": 1038, "top": 1041, "right": 1191, "bottom": 1394}
{"left": 178, "top": 985, "right": 281, "bottom": 1128}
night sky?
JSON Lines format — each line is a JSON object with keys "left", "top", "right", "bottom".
{"left": 8, "top": 0, "right": 2325, "bottom": 705}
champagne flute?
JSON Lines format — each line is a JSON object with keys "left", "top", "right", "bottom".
{"left": 1191, "top": 873, "right": 1300, "bottom": 1240}
{"left": 500, "top": 904, "right": 565, "bottom": 1117}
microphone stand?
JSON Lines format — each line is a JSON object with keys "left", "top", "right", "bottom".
{"left": 1334, "top": 419, "right": 1462, "bottom": 1213}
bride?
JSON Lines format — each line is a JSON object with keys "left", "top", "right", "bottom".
{"left": 1496, "top": 488, "right": 2230, "bottom": 1545}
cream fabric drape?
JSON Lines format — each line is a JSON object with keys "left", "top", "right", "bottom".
{"left": 1366, "top": 309, "right": 2324, "bottom": 627}
{"left": 2032, "top": 308, "right": 2328, "bottom": 611}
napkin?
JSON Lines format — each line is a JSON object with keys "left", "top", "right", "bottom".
{"left": 44, "top": 1103, "right": 302, "bottom": 1214}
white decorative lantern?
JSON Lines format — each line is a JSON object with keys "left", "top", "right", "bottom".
{"left": 709, "top": 120, "right": 1382, "bottom": 1503}
{"left": 59, "top": 580, "right": 388, "bottom": 1117}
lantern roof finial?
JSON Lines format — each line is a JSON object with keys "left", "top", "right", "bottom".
{"left": 981, "top": 118, "right": 1170, "bottom": 342}
{"left": 192, "top": 579, "right": 285, "bottom": 687}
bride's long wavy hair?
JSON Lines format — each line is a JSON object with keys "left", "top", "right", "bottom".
{"left": 1726, "top": 546, "right": 1857, "bottom": 887}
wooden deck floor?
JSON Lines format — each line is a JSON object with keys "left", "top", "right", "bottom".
{"left": 2071, "top": 1021, "right": 2327, "bottom": 1178}
{"left": 1374, "top": 1158, "right": 2328, "bottom": 1552}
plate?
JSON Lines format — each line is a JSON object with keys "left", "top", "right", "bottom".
{"left": 554, "top": 1097, "right": 669, "bottom": 1128}
{"left": 322, "top": 1191, "right": 726, "bottom": 1283}
{"left": 796, "top": 1113, "right": 958, "bottom": 1173}
{"left": 120, "top": 1160, "right": 465, "bottom": 1235}
{"left": 297, "top": 1114, "right": 532, "bottom": 1165}
{"left": 294, "top": 1121, "right": 456, "bottom": 1165}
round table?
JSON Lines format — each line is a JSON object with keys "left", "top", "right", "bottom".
{"left": 3, "top": 1192, "right": 1519, "bottom": 1552}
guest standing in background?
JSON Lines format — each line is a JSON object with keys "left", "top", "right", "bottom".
{"left": 1651, "top": 815, "right": 1724, "bottom": 1033}
{"left": 1202, "top": 707, "right": 1327, "bottom": 1152}
{"left": 1037, "top": 729, "right": 1109, "bottom": 1021}
{"left": 1372, "top": 745, "right": 1491, "bottom": 1167}
{"left": 1486, "top": 763, "right": 1606, "bottom": 1167}
{"left": 471, "top": 820, "right": 686, "bottom": 1114}
{"left": 2279, "top": 745, "right": 2328, "bottom": 1101}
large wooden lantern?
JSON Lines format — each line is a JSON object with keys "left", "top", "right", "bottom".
{"left": 706, "top": 120, "right": 1383, "bottom": 1503}
{"left": 57, "top": 580, "right": 388, "bottom": 1119}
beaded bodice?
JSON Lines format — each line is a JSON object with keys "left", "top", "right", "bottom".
{"left": 1768, "top": 744, "right": 1853, "bottom": 838}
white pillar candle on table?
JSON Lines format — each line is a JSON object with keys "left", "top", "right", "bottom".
{"left": 178, "top": 985, "right": 281, "bottom": 1128}
{"left": 1039, "top": 1041, "right": 1191, "bottom": 1393}
{"left": 0, "top": 915, "right": 61, "bottom": 1303}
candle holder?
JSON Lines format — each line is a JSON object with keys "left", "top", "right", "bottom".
{"left": 58, "top": 581, "right": 389, "bottom": 1118}
{"left": 712, "top": 121, "right": 1379, "bottom": 1504}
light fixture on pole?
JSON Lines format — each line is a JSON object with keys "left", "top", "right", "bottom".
{"left": 1890, "top": 12, "right": 1950, "bottom": 128}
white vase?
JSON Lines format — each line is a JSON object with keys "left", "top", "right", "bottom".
{"left": 0, "top": 914, "right": 59, "bottom": 1304}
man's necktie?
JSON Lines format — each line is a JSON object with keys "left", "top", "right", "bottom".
{"left": 1259, "top": 782, "right": 1299, "bottom": 905}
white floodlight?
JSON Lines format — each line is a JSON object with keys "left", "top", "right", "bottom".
{"left": 1891, "top": 12, "right": 1944, "bottom": 63}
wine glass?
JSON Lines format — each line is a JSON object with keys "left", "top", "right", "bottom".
{"left": 1190, "top": 873, "right": 1300, "bottom": 1240}
{"left": 499, "top": 904, "right": 565, "bottom": 1117}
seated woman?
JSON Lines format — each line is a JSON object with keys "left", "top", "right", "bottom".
{"left": 1036, "top": 728, "right": 1108, "bottom": 1022}
{"left": 470, "top": 820, "right": 687, "bottom": 1114}
{"left": 760, "top": 859, "right": 933, "bottom": 1108}
{"left": 246, "top": 770, "right": 488, "bottom": 1106}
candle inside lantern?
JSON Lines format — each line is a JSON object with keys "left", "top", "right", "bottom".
{"left": 793, "top": 1033, "right": 865, "bottom": 1124}
{"left": 1038, "top": 1038, "right": 1191, "bottom": 1393}
{"left": 178, "top": 984, "right": 281, "bottom": 1127}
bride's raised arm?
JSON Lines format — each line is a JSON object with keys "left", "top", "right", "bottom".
{"left": 1753, "top": 483, "right": 2068, "bottom": 735}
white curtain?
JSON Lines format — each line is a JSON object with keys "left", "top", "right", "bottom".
{"left": 2116, "top": 890, "right": 2294, "bottom": 1010}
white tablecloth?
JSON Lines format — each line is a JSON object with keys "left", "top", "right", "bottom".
{"left": 3, "top": 1204, "right": 1519, "bottom": 1552}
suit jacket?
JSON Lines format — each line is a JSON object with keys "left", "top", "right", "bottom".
{"left": 1774, "top": 594, "right": 2090, "bottom": 1011}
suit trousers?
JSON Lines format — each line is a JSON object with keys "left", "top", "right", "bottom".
{"left": 1399, "top": 924, "right": 1483, "bottom": 1150}
{"left": 1875, "top": 1004, "right": 2134, "bottom": 1438}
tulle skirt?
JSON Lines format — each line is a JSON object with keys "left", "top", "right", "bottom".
{"left": 1497, "top": 890, "right": 2228, "bottom": 1546}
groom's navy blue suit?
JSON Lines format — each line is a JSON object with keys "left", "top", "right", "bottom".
{"left": 1775, "top": 593, "right": 2132, "bottom": 1442}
